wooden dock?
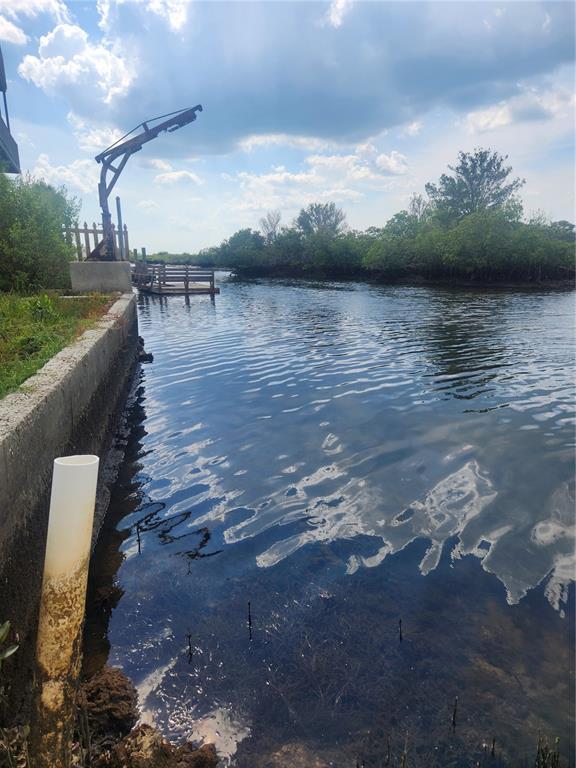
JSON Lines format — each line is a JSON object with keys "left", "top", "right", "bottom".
{"left": 132, "top": 263, "right": 219, "bottom": 295}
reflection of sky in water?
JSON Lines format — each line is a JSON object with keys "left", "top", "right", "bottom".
{"left": 99, "top": 282, "right": 575, "bottom": 762}
{"left": 135, "top": 283, "right": 575, "bottom": 616}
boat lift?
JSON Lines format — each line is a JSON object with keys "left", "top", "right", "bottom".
{"left": 90, "top": 105, "right": 203, "bottom": 260}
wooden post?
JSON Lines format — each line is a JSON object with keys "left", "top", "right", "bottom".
{"left": 92, "top": 223, "right": 99, "bottom": 255}
{"left": 72, "top": 229, "right": 81, "bottom": 261}
{"left": 115, "top": 196, "right": 125, "bottom": 260}
{"left": 184, "top": 265, "right": 189, "bottom": 294}
{"left": 123, "top": 224, "right": 130, "bottom": 262}
{"left": 82, "top": 223, "right": 90, "bottom": 262}
{"left": 111, "top": 223, "right": 118, "bottom": 260}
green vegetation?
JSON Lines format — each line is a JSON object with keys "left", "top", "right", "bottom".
{"left": 0, "top": 294, "right": 112, "bottom": 399}
{"left": 151, "top": 149, "right": 575, "bottom": 283}
{"left": 0, "top": 173, "right": 79, "bottom": 292}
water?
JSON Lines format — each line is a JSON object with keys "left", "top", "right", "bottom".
{"left": 85, "top": 279, "right": 575, "bottom": 767}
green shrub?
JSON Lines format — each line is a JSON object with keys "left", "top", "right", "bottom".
{"left": 0, "top": 174, "right": 79, "bottom": 292}
{"left": 0, "top": 293, "right": 111, "bottom": 398}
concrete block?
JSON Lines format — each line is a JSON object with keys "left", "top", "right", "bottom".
{"left": 70, "top": 261, "right": 132, "bottom": 293}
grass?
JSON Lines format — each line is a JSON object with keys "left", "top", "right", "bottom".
{"left": 0, "top": 293, "right": 113, "bottom": 400}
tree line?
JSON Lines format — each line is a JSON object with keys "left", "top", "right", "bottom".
{"left": 154, "top": 149, "right": 575, "bottom": 283}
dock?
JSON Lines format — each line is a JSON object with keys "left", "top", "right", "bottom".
{"left": 132, "top": 263, "right": 219, "bottom": 295}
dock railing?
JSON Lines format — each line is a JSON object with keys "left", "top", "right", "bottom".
{"left": 64, "top": 222, "right": 130, "bottom": 261}
{"left": 132, "top": 263, "right": 217, "bottom": 294}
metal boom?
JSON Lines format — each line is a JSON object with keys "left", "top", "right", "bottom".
{"left": 90, "top": 105, "right": 202, "bottom": 261}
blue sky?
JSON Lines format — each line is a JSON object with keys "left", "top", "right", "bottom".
{"left": 2, "top": 0, "right": 574, "bottom": 252}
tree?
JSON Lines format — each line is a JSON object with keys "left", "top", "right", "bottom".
{"left": 384, "top": 210, "right": 419, "bottom": 239}
{"left": 408, "top": 193, "right": 430, "bottom": 222}
{"left": 295, "top": 202, "right": 346, "bottom": 237}
{"left": 222, "top": 228, "right": 265, "bottom": 269}
{"left": 549, "top": 220, "right": 576, "bottom": 243}
{"left": 425, "top": 148, "right": 525, "bottom": 222}
{"left": 259, "top": 209, "right": 282, "bottom": 244}
{"left": 0, "top": 174, "right": 79, "bottom": 291}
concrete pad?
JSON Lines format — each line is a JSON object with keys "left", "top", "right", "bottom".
{"left": 70, "top": 261, "right": 132, "bottom": 293}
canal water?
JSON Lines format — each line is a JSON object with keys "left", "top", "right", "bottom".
{"left": 85, "top": 279, "right": 575, "bottom": 767}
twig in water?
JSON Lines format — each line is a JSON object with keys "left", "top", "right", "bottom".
{"left": 186, "top": 633, "right": 193, "bottom": 664}
{"left": 452, "top": 696, "right": 458, "bottom": 732}
{"left": 247, "top": 601, "right": 253, "bottom": 641}
{"left": 491, "top": 737, "right": 496, "bottom": 757}
{"left": 400, "top": 736, "right": 408, "bottom": 768}
{"left": 399, "top": 618, "right": 403, "bottom": 643}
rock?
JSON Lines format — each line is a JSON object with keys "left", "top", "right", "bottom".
{"left": 78, "top": 666, "right": 138, "bottom": 738}
{"left": 137, "top": 336, "right": 154, "bottom": 363}
{"left": 96, "top": 724, "right": 218, "bottom": 768}
{"left": 175, "top": 742, "right": 219, "bottom": 767}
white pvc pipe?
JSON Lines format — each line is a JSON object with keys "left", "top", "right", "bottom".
{"left": 33, "top": 455, "right": 99, "bottom": 768}
{"left": 42, "top": 455, "right": 99, "bottom": 580}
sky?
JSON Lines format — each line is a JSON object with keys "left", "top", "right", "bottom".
{"left": 1, "top": 0, "right": 574, "bottom": 253}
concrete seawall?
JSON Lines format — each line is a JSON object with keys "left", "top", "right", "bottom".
{"left": 0, "top": 292, "right": 139, "bottom": 718}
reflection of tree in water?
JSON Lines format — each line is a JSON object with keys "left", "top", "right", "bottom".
{"left": 417, "top": 291, "right": 510, "bottom": 402}
{"left": 133, "top": 503, "right": 222, "bottom": 565}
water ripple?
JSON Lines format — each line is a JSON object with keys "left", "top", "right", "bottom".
{"left": 133, "top": 283, "right": 575, "bottom": 618}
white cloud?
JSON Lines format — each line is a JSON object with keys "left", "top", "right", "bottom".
{"left": 466, "top": 87, "right": 575, "bottom": 134}
{"left": 15, "top": 131, "right": 35, "bottom": 148}
{"left": 137, "top": 199, "right": 158, "bottom": 210}
{"left": 0, "top": 0, "right": 68, "bottom": 21}
{"left": 31, "top": 153, "right": 99, "bottom": 194}
{"left": 144, "top": 158, "right": 173, "bottom": 172}
{"left": 232, "top": 145, "right": 406, "bottom": 212}
{"left": 239, "top": 133, "right": 341, "bottom": 153}
{"left": 483, "top": 6, "right": 506, "bottom": 32}
{"left": 466, "top": 103, "right": 511, "bottom": 132}
{"left": 19, "top": 23, "right": 134, "bottom": 105}
{"left": 67, "top": 112, "right": 123, "bottom": 153}
{"left": 403, "top": 121, "right": 422, "bottom": 137}
{"left": 145, "top": 0, "right": 188, "bottom": 31}
{"left": 155, "top": 170, "right": 203, "bottom": 185}
{"left": 97, "top": 0, "right": 188, "bottom": 33}
{"left": 0, "top": 16, "right": 27, "bottom": 44}
{"left": 324, "top": 0, "right": 353, "bottom": 29}
{"left": 375, "top": 151, "right": 409, "bottom": 175}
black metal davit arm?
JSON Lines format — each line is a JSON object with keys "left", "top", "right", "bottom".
{"left": 90, "top": 105, "right": 203, "bottom": 261}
